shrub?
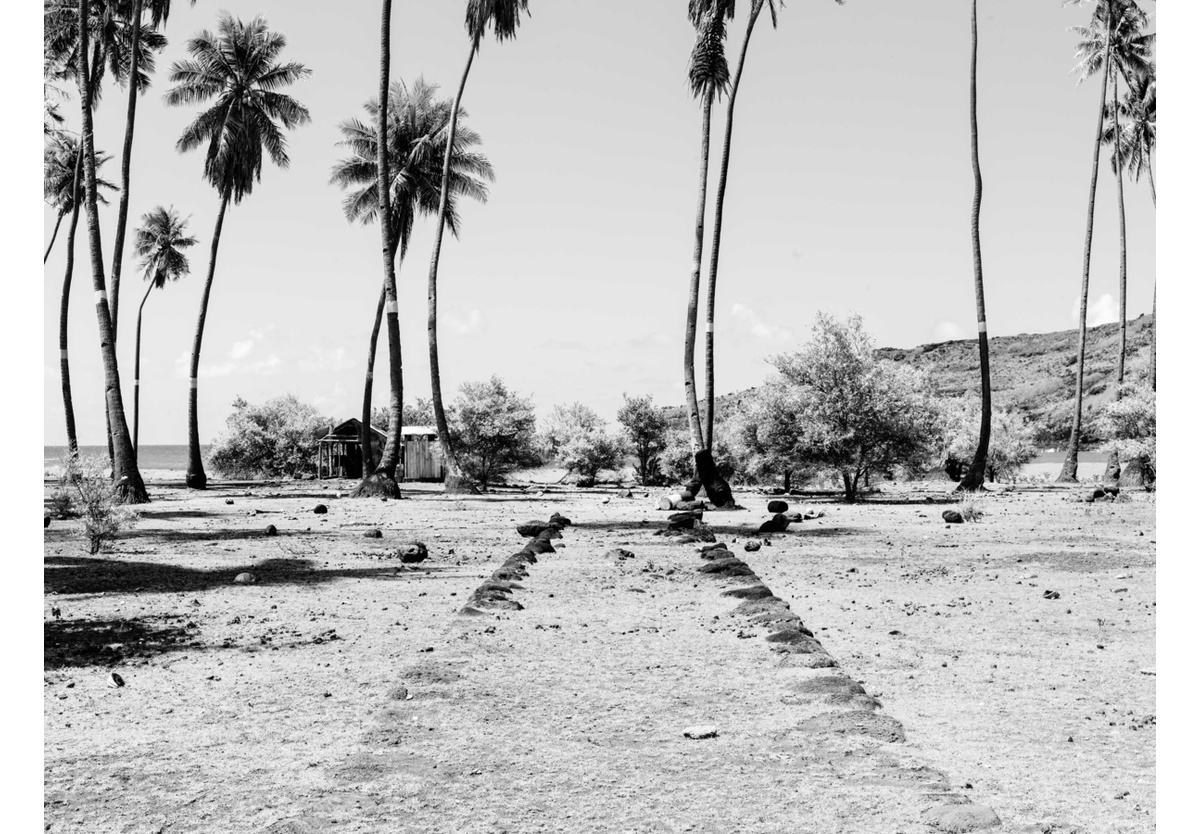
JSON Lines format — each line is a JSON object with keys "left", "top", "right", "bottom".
{"left": 1097, "top": 381, "right": 1155, "bottom": 471}
{"left": 541, "top": 402, "right": 625, "bottom": 485}
{"left": 61, "top": 456, "right": 135, "bottom": 554}
{"left": 941, "top": 398, "right": 1038, "bottom": 483}
{"left": 955, "top": 494, "right": 986, "bottom": 522}
{"left": 446, "top": 376, "right": 543, "bottom": 489}
{"left": 616, "top": 394, "right": 669, "bottom": 486}
{"left": 659, "top": 423, "right": 738, "bottom": 487}
{"left": 207, "top": 395, "right": 332, "bottom": 479}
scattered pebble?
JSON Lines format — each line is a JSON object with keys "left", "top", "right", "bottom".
{"left": 683, "top": 725, "right": 718, "bottom": 740}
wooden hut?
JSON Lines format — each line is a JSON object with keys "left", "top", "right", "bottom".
{"left": 315, "top": 419, "right": 385, "bottom": 479}
{"left": 316, "top": 420, "right": 445, "bottom": 481}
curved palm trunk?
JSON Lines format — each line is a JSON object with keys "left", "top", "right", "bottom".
{"left": 360, "top": 283, "right": 387, "bottom": 475}
{"left": 185, "top": 189, "right": 231, "bottom": 490}
{"left": 45, "top": 208, "right": 67, "bottom": 264}
{"left": 685, "top": 89, "right": 735, "bottom": 508}
{"left": 108, "top": 0, "right": 142, "bottom": 341}
{"left": 133, "top": 279, "right": 154, "bottom": 460}
{"left": 959, "top": 0, "right": 992, "bottom": 492}
{"left": 1112, "top": 70, "right": 1128, "bottom": 389}
{"left": 1146, "top": 156, "right": 1155, "bottom": 207}
{"left": 59, "top": 156, "right": 84, "bottom": 457}
{"left": 1058, "top": 41, "right": 1111, "bottom": 484}
{"left": 704, "top": 0, "right": 761, "bottom": 451}
{"left": 427, "top": 38, "right": 479, "bottom": 493}
{"left": 76, "top": 0, "right": 148, "bottom": 503}
{"left": 353, "top": 0, "right": 403, "bottom": 499}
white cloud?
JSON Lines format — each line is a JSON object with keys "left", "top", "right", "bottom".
{"left": 931, "top": 319, "right": 966, "bottom": 341}
{"left": 299, "top": 345, "right": 355, "bottom": 372}
{"left": 730, "top": 303, "right": 794, "bottom": 343}
{"left": 172, "top": 327, "right": 281, "bottom": 378}
{"left": 1070, "top": 293, "right": 1120, "bottom": 327}
{"left": 446, "top": 309, "right": 482, "bottom": 336}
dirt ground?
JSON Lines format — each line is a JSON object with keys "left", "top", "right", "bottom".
{"left": 43, "top": 479, "right": 1155, "bottom": 834}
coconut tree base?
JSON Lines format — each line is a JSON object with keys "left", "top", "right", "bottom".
{"left": 185, "top": 470, "right": 207, "bottom": 490}
{"left": 1117, "top": 456, "right": 1153, "bottom": 489}
{"left": 352, "top": 471, "right": 403, "bottom": 499}
{"left": 695, "top": 450, "right": 735, "bottom": 508}
{"left": 114, "top": 476, "right": 150, "bottom": 504}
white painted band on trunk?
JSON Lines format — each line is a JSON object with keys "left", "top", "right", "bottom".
{"left": 978, "top": 320, "right": 987, "bottom": 333}
{"left": 60, "top": 349, "right": 68, "bottom": 360}
{"left": 705, "top": 322, "right": 713, "bottom": 333}
{"left": 385, "top": 299, "right": 398, "bottom": 314}
{"left": 94, "top": 290, "right": 107, "bottom": 306}
{"left": 189, "top": 378, "right": 198, "bottom": 389}
{"left": 365, "top": 371, "right": 373, "bottom": 380}
{"left": 134, "top": 379, "right": 140, "bottom": 386}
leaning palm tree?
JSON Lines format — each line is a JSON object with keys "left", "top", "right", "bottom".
{"left": 1058, "top": 0, "right": 1152, "bottom": 482}
{"left": 1108, "top": 66, "right": 1155, "bottom": 205}
{"left": 70, "top": 0, "right": 149, "bottom": 502}
{"left": 958, "top": 0, "right": 992, "bottom": 492}
{"left": 164, "top": 13, "right": 311, "bottom": 489}
{"left": 424, "top": 0, "right": 531, "bottom": 493}
{"left": 682, "top": 1, "right": 736, "bottom": 507}
{"left": 109, "top": 0, "right": 193, "bottom": 344}
{"left": 49, "top": 135, "right": 117, "bottom": 456}
{"left": 131, "top": 206, "right": 196, "bottom": 457}
{"left": 700, "top": 0, "right": 843, "bottom": 465}
{"left": 330, "top": 78, "right": 493, "bottom": 490}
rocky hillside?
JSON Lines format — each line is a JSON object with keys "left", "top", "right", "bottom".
{"left": 665, "top": 315, "right": 1155, "bottom": 446}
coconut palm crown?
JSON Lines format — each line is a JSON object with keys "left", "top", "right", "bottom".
{"left": 45, "top": 134, "right": 117, "bottom": 214}
{"left": 1103, "top": 66, "right": 1155, "bottom": 187}
{"left": 134, "top": 206, "right": 197, "bottom": 289}
{"left": 164, "top": 13, "right": 312, "bottom": 203}
{"left": 466, "top": 0, "right": 531, "bottom": 46}
{"left": 330, "top": 78, "right": 494, "bottom": 255}
{"left": 44, "top": 0, "right": 168, "bottom": 98}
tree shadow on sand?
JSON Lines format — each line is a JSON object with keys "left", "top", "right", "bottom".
{"left": 45, "top": 555, "right": 458, "bottom": 596}
{"left": 45, "top": 616, "right": 196, "bottom": 670}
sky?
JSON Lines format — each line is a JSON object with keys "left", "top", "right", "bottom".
{"left": 39, "top": 0, "right": 1162, "bottom": 446}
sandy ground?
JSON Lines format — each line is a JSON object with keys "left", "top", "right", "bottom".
{"left": 43, "top": 479, "right": 1155, "bottom": 834}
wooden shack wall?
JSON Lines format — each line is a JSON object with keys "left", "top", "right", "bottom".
{"left": 403, "top": 438, "right": 445, "bottom": 481}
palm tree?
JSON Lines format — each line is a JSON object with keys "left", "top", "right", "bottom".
{"left": 164, "top": 13, "right": 311, "bottom": 489}
{"left": 424, "top": 0, "right": 530, "bottom": 493}
{"left": 1107, "top": 67, "right": 1155, "bottom": 205}
{"left": 72, "top": 0, "right": 148, "bottom": 502}
{"left": 701, "top": 0, "right": 843, "bottom": 468}
{"left": 958, "top": 0, "right": 992, "bottom": 492}
{"left": 330, "top": 79, "right": 493, "bottom": 488}
{"left": 131, "top": 206, "right": 196, "bottom": 457}
{"left": 45, "top": 134, "right": 117, "bottom": 263}
{"left": 110, "top": 0, "right": 194, "bottom": 343}
{"left": 1058, "top": 0, "right": 1151, "bottom": 482}
{"left": 682, "top": 1, "right": 735, "bottom": 507}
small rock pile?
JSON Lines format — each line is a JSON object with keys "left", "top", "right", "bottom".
{"left": 460, "top": 512, "right": 573, "bottom": 615}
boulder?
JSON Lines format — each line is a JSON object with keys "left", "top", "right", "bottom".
{"left": 398, "top": 542, "right": 428, "bottom": 563}
{"left": 523, "top": 538, "right": 556, "bottom": 555}
{"left": 667, "top": 512, "right": 697, "bottom": 530}
{"left": 766, "top": 499, "right": 789, "bottom": 514}
{"left": 517, "top": 521, "right": 552, "bottom": 537}
{"left": 363, "top": 528, "right": 383, "bottom": 539}
{"left": 942, "top": 510, "right": 964, "bottom": 524}
{"left": 744, "top": 539, "right": 763, "bottom": 552}
{"left": 234, "top": 572, "right": 257, "bottom": 584}
{"left": 264, "top": 524, "right": 278, "bottom": 536}
{"left": 758, "top": 513, "right": 791, "bottom": 534}
{"left": 225, "top": 498, "right": 235, "bottom": 505}
{"left": 698, "top": 558, "right": 757, "bottom": 578}
{"left": 537, "top": 527, "right": 563, "bottom": 541}
{"left": 722, "top": 583, "right": 775, "bottom": 600}
{"left": 44, "top": 514, "right": 50, "bottom": 528}
{"left": 683, "top": 726, "right": 718, "bottom": 740}
{"left": 313, "top": 504, "right": 328, "bottom": 515}
{"left": 921, "top": 804, "right": 1001, "bottom": 832}
{"left": 605, "top": 548, "right": 636, "bottom": 560}
{"left": 549, "top": 512, "right": 572, "bottom": 527}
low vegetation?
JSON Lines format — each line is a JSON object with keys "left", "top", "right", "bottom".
{"left": 207, "top": 395, "right": 331, "bottom": 480}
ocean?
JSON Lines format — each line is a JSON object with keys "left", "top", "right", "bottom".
{"left": 44, "top": 445, "right": 197, "bottom": 475}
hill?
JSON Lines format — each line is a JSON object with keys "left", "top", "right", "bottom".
{"left": 665, "top": 315, "right": 1155, "bottom": 446}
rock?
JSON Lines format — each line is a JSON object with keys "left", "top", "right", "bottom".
{"left": 44, "top": 514, "right": 50, "bottom": 528}
{"left": 234, "top": 572, "right": 257, "bottom": 584}
{"left": 699, "top": 542, "right": 727, "bottom": 553}
{"left": 602, "top": 497, "right": 611, "bottom": 504}
{"left": 722, "top": 583, "right": 775, "bottom": 600}
{"left": 622, "top": 489, "right": 633, "bottom": 498}
{"left": 794, "top": 710, "right": 906, "bottom": 743}
{"left": 758, "top": 514, "right": 791, "bottom": 534}
{"left": 1103, "top": 450, "right": 1122, "bottom": 483}
{"left": 921, "top": 803, "right": 1001, "bottom": 832}
{"left": 674, "top": 500, "right": 707, "bottom": 513}
{"left": 225, "top": 498, "right": 234, "bottom": 505}
{"left": 549, "top": 512, "right": 572, "bottom": 527}
{"left": 363, "top": 528, "right": 383, "bottom": 539}
{"left": 264, "top": 524, "right": 278, "bottom": 536}
{"left": 108, "top": 672, "right": 125, "bottom": 688}
{"left": 1091, "top": 487, "right": 1108, "bottom": 500}
{"left": 683, "top": 725, "right": 718, "bottom": 740}
{"left": 667, "top": 512, "right": 697, "bottom": 530}
{"left": 698, "top": 558, "right": 756, "bottom": 578}
{"left": 517, "top": 521, "right": 552, "bottom": 537}
{"left": 313, "top": 504, "right": 328, "bottom": 515}
{"left": 387, "top": 685, "right": 409, "bottom": 700}
{"left": 803, "top": 508, "right": 825, "bottom": 519}
{"left": 1042, "top": 590, "right": 1060, "bottom": 600}
{"left": 700, "top": 548, "right": 734, "bottom": 561}
{"left": 398, "top": 542, "right": 428, "bottom": 563}
{"left": 537, "top": 527, "right": 563, "bottom": 541}
{"left": 744, "top": 539, "right": 763, "bottom": 552}
{"left": 605, "top": 548, "right": 635, "bottom": 560}
{"left": 523, "top": 538, "right": 556, "bottom": 555}
{"left": 767, "top": 499, "right": 789, "bottom": 514}
{"left": 942, "top": 510, "right": 964, "bottom": 524}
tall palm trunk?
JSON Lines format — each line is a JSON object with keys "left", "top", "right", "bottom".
{"left": 59, "top": 153, "right": 85, "bottom": 457}
{"left": 353, "top": 0, "right": 403, "bottom": 498}
{"left": 45, "top": 208, "right": 67, "bottom": 264}
{"left": 959, "top": 0, "right": 992, "bottom": 492}
{"left": 360, "top": 283, "right": 387, "bottom": 475}
{"left": 1150, "top": 281, "right": 1155, "bottom": 391}
{"left": 1058, "top": 37, "right": 1111, "bottom": 484}
{"left": 132, "top": 279, "right": 154, "bottom": 459}
{"left": 1146, "top": 156, "right": 1155, "bottom": 207}
{"left": 1112, "top": 68, "right": 1128, "bottom": 389}
{"left": 109, "top": 0, "right": 143, "bottom": 341}
{"left": 76, "top": 0, "right": 148, "bottom": 503}
{"left": 426, "top": 38, "right": 479, "bottom": 493}
{"left": 185, "top": 188, "right": 230, "bottom": 490}
{"left": 684, "top": 89, "right": 734, "bottom": 508}
{"left": 703, "top": 0, "right": 762, "bottom": 458}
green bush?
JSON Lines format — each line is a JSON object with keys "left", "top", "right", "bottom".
{"left": 541, "top": 402, "right": 625, "bottom": 485}
{"left": 60, "top": 456, "right": 136, "bottom": 554}
{"left": 207, "top": 395, "right": 332, "bottom": 479}
{"left": 446, "top": 377, "right": 543, "bottom": 489}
